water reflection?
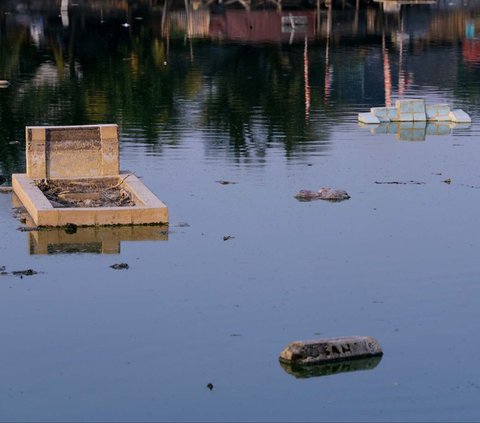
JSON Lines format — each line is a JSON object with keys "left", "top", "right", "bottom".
{"left": 11, "top": 193, "right": 168, "bottom": 255}
{"left": 359, "top": 121, "right": 471, "bottom": 141}
{"left": 280, "top": 355, "right": 383, "bottom": 379}
{"left": 1, "top": 0, "right": 480, "bottom": 175}
{"left": 28, "top": 225, "right": 168, "bottom": 255}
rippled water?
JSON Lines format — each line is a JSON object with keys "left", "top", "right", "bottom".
{"left": 1, "top": 1, "right": 480, "bottom": 421}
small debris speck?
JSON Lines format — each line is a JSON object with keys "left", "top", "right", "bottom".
{"left": 110, "top": 263, "right": 129, "bottom": 270}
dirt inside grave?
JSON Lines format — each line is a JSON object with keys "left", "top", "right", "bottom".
{"left": 36, "top": 178, "right": 137, "bottom": 208}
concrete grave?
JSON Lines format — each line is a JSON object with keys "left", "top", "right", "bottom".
{"left": 359, "top": 100, "right": 470, "bottom": 126}
{"left": 13, "top": 124, "right": 168, "bottom": 227}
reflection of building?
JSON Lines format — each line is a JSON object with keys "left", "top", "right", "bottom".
{"left": 209, "top": 10, "right": 317, "bottom": 43}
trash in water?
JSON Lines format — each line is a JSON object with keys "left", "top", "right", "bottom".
{"left": 295, "top": 188, "right": 350, "bottom": 202}
{"left": 110, "top": 263, "right": 129, "bottom": 270}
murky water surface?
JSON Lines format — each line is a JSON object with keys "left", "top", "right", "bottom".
{"left": 1, "top": 1, "right": 480, "bottom": 421}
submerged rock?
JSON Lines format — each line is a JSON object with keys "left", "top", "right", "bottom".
{"left": 295, "top": 188, "right": 350, "bottom": 202}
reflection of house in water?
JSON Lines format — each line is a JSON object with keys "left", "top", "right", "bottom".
{"left": 209, "top": 10, "right": 317, "bottom": 43}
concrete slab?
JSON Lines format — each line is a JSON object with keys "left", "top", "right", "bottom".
{"left": 371, "top": 107, "right": 398, "bottom": 122}
{"left": 395, "top": 99, "right": 426, "bottom": 121}
{"left": 358, "top": 112, "right": 380, "bottom": 124}
{"left": 449, "top": 109, "right": 472, "bottom": 123}
{"left": 26, "top": 124, "right": 119, "bottom": 179}
{"left": 426, "top": 104, "right": 451, "bottom": 121}
{"left": 13, "top": 173, "right": 168, "bottom": 227}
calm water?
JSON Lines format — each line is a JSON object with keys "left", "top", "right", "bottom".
{"left": 1, "top": 1, "right": 480, "bottom": 421}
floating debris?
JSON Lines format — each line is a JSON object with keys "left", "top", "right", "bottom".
{"left": 216, "top": 180, "right": 237, "bottom": 185}
{"left": 374, "top": 181, "right": 425, "bottom": 185}
{"left": 442, "top": 178, "right": 452, "bottom": 184}
{"left": 36, "top": 179, "right": 136, "bottom": 208}
{"left": 206, "top": 383, "right": 214, "bottom": 391}
{"left": 223, "top": 235, "right": 235, "bottom": 241}
{"left": 175, "top": 222, "right": 191, "bottom": 228}
{"left": 12, "top": 269, "right": 39, "bottom": 277}
{"left": 110, "top": 263, "right": 129, "bottom": 270}
{"left": 0, "top": 80, "right": 9, "bottom": 88}
{"left": 279, "top": 336, "right": 383, "bottom": 366}
{"left": 295, "top": 188, "right": 350, "bottom": 202}
{"left": 64, "top": 223, "right": 78, "bottom": 234}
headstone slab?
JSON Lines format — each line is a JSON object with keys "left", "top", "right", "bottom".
{"left": 358, "top": 112, "right": 380, "bottom": 124}
{"left": 26, "top": 124, "right": 119, "bottom": 179}
{"left": 371, "top": 107, "right": 398, "bottom": 122}
{"left": 395, "top": 99, "right": 426, "bottom": 122}
{"left": 449, "top": 109, "right": 472, "bottom": 123}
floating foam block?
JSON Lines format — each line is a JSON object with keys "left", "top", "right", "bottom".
{"left": 395, "top": 99, "right": 426, "bottom": 122}
{"left": 358, "top": 112, "right": 380, "bottom": 124}
{"left": 426, "top": 104, "right": 451, "bottom": 121}
{"left": 449, "top": 109, "right": 471, "bottom": 123}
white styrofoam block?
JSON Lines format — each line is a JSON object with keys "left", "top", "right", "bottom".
{"left": 426, "top": 104, "right": 451, "bottom": 121}
{"left": 371, "top": 107, "right": 398, "bottom": 122}
{"left": 449, "top": 109, "right": 471, "bottom": 123}
{"left": 358, "top": 112, "right": 380, "bottom": 124}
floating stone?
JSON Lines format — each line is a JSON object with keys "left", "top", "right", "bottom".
{"left": 358, "top": 112, "right": 380, "bottom": 124}
{"left": 449, "top": 109, "right": 472, "bottom": 123}
{"left": 279, "top": 336, "right": 383, "bottom": 365}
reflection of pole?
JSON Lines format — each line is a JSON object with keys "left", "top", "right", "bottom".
{"left": 382, "top": 31, "right": 392, "bottom": 107}
{"left": 61, "top": 0, "right": 69, "bottom": 27}
{"left": 161, "top": 0, "right": 168, "bottom": 36}
{"left": 398, "top": 12, "right": 405, "bottom": 97}
{"left": 354, "top": 0, "right": 359, "bottom": 33}
{"left": 323, "top": 1, "right": 332, "bottom": 104}
{"left": 304, "top": 36, "right": 310, "bottom": 125}
{"left": 184, "top": 0, "right": 191, "bottom": 38}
